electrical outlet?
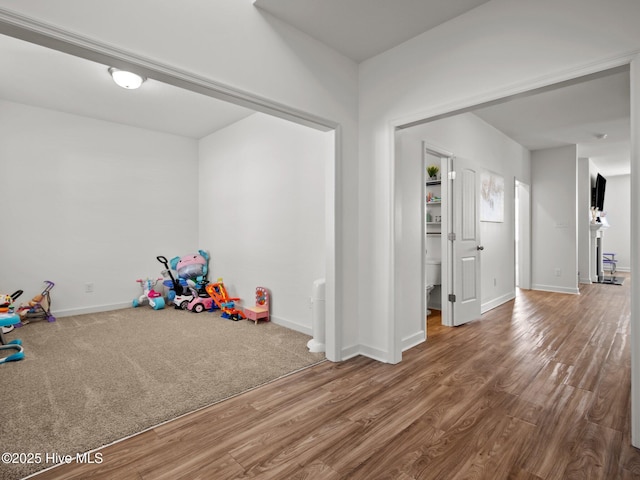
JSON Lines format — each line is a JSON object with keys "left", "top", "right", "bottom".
{"left": 493, "top": 278, "right": 497, "bottom": 286}
{"left": 85, "top": 282, "right": 94, "bottom": 293}
{"left": 554, "top": 268, "right": 561, "bottom": 277}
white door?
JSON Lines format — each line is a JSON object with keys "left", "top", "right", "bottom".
{"left": 450, "top": 157, "right": 482, "bottom": 326}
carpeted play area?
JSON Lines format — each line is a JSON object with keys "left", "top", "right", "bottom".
{"left": 0, "top": 308, "right": 325, "bottom": 480}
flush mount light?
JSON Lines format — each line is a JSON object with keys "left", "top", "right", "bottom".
{"left": 108, "top": 67, "right": 146, "bottom": 89}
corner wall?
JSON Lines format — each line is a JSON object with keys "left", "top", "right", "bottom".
{"left": 198, "top": 113, "right": 332, "bottom": 333}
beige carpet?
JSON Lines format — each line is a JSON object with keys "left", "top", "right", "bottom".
{"left": 0, "top": 307, "right": 325, "bottom": 480}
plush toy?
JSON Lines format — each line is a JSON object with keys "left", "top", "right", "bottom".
{"left": 170, "top": 250, "right": 210, "bottom": 287}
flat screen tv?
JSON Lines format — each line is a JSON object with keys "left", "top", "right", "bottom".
{"left": 593, "top": 173, "right": 607, "bottom": 211}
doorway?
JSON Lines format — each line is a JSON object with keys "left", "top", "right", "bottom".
{"left": 422, "top": 144, "right": 484, "bottom": 333}
{"left": 0, "top": 22, "right": 341, "bottom": 361}
{"left": 423, "top": 147, "right": 449, "bottom": 332}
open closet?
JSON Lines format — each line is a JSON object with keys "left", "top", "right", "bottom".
{"left": 424, "top": 150, "right": 444, "bottom": 321}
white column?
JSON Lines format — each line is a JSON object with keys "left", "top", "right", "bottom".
{"left": 630, "top": 55, "right": 640, "bottom": 447}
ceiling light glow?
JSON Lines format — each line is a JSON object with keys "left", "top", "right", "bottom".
{"left": 108, "top": 67, "right": 146, "bottom": 89}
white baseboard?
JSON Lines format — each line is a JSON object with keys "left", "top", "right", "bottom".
{"left": 481, "top": 292, "right": 516, "bottom": 314}
{"left": 532, "top": 284, "right": 580, "bottom": 295}
{"left": 54, "top": 302, "right": 131, "bottom": 318}
{"left": 579, "top": 277, "right": 592, "bottom": 285}
{"left": 341, "top": 343, "right": 391, "bottom": 363}
{"left": 55, "top": 304, "right": 313, "bottom": 338}
{"left": 402, "top": 330, "right": 426, "bottom": 351}
{"left": 270, "top": 315, "right": 312, "bottom": 336}
{"left": 357, "top": 344, "right": 392, "bottom": 363}
{"left": 340, "top": 344, "right": 361, "bottom": 361}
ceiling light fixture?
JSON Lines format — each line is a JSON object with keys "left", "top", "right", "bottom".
{"left": 595, "top": 133, "right": 608, "bottom": 140}
{"left": 108, "top": 67, "right": 146, "bottom": 90}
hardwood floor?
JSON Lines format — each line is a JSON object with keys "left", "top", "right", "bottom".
{"left": 33, "top": 275, "right": 640, "bottom": 479}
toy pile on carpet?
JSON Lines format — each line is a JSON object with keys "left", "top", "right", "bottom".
{"left": 134, "top": 250, "right": 268, "bottom": 323}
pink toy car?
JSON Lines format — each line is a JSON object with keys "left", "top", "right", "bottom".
{"left": 186, "top": 295, "right": 216, "bottom": 313}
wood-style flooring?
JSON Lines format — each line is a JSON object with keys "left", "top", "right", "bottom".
{"left": 33, "top": 274, "right": 640, "bottom": 479}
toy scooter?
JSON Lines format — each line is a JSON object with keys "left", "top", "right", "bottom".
{"left": 157, "top": 256, "right": 185, "bottom": 293}
{"left": 157, "top": 255, "right": 191, "bottom": 306}
{"left": 133, "top": 278, "right": 165, "bottom": 310}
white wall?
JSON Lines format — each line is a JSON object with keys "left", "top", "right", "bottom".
{"left": 396, "top": 113, "right": 531, "bottom": 349}
{"left": 0, "top": 99, "right": 199, "bottom": 314}
{"left": 0, "top": 0, "right": 360, "bottom": 359}
{"left": 531, "top": 146, "right": 579, "bottom": 294}
{"left": 198, "top": 113, "right": 331, "bottom": 333}
{"left": 602, "top": 174, "right": 631, "bottom": 271}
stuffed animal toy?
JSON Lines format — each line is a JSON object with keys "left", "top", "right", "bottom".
{"left": 170, "top": 250, "right": 210, "bottom": 288}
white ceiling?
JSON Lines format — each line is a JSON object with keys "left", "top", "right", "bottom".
{"left": 0, "top": 4, "right": 631, "bottom": 177}
{"left": 473, "top": 68, "right": 630, "bottom": 176}
{"left": 0, "top": 33, "right": 255, "bottom": 139}
{"left": 254, "top": 0, "right": 490, "bottom": 63}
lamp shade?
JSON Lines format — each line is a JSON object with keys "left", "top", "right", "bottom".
{"left": 108, "top": 68, "right": 145, "bottom": 89}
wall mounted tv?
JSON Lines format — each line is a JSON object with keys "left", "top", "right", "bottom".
{"left": 592, "top": 173, "right": 607, "bottom": 211}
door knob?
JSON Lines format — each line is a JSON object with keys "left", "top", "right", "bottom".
{"left": 477, "top": 245, "right": 484, "bottom": 251}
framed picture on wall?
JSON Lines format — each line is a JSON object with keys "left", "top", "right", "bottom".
{"left": 480, "top": 170, "right": 504, "bottom": 222}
